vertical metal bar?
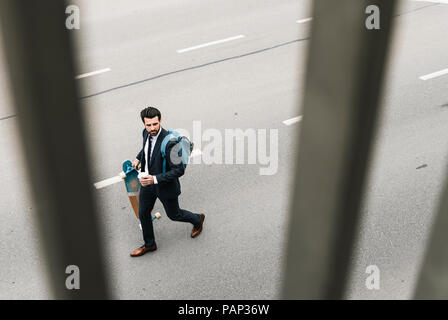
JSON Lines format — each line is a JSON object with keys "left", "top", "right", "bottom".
{"left": 282, "top": 0, "right": 396, "bottom": 299}
{"left": 414, "top": 176, "right": 448, "bottom": 299}
{"left": 0, "top": 1, "right": 109, "bottom": 299}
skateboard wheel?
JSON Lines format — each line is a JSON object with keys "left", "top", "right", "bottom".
{"left": 155, "top": 212, "right": 162, "bottom": 220}
{"left": 119, "top": 171, "right": 126, "bottom": 179}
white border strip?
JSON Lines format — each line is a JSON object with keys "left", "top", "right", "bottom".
{"left": 75, "top": 68, "right": 111, "bottom": 80}
{"left": 411, "top": 0, "right": 448, "bottom": 4}
{"left": 420, "top": 68, "right": 448, "bottom": 81}
{"left": 177, "top": 35, "right": 245, "bottom": 53}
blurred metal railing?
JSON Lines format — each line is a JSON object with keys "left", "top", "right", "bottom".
{"left": 0, "top": 0, "right": 109, "bottom": 299}
{"left": 414, "top": 175, "right": 448, "bottom": 299}
{"left": 282, "top": 0, "right": 397, "bottom": 299}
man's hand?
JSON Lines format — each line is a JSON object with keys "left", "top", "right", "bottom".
{"left": 139, "top": 175, "right": 154, "bottom": 186}
{"left": 132, "top": 159, "right": 140, "bottom": 168}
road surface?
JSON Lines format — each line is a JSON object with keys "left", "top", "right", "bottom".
{"left": 0, "top": 0, "right": 447, "bottom": 299}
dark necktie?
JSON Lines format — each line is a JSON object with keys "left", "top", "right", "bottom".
{"left": 148, "top": 135, "right": 153, "bottom": 166}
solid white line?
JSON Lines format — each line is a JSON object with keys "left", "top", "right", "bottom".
{"left": 297, "top": 17, "right": 313, "bottom": 24}
{"left": 191, "top": 149, "right": 203, "bottom": 157}
{"left": 94, "top": 175, "right": 122, "bottom": 189}
{"left": 283, "top": 116, "right": 303, "bottom": 126}
{"left": 420, "top": 68, "right": 448, "bottom": 80}
{"left": 75, "top": 68, "right": 111, "bottom": 80}
{"left": 177, "top": 35, "right": 245, "bottom": 53}
{"left": 94, "top": 150, "right": 202, "bottom": 190}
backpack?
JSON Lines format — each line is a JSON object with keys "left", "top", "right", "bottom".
{"left": 160, "top": 130, "right": 194, "bottom": 173}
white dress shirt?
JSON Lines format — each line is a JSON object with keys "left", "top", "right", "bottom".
{"left": 141, "top": 127, "right": 162, "bottom": 184}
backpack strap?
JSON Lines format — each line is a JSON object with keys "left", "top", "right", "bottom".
{"left": 161, "top": 130, "right": 180, "bottom": 173}
{"left": 160, "top": 130, "right": 193, "bottom": 173}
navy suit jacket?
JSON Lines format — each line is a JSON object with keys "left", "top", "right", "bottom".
{"left": 136, "top": 127, "right": 184, "bottom": 199}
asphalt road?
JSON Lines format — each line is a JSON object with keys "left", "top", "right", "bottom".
{"left": 0, "top": 0, "right": 447, "bottom": 299}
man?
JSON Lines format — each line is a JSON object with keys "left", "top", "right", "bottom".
{"left": 130, "top": 106, "right": 205, "bottom": 257}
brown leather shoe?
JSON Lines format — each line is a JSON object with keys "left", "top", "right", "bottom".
{"left": 130, "top": 244, "right": 157, "bottom": 257}
{"left": 191, "top": 213, "right": 205, "bottom": 238}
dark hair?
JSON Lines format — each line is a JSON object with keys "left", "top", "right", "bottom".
{"left": 140, "top": 106, "right": 161, "bottom": 122}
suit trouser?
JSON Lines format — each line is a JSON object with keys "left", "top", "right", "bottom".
{"left": 139, "top": 184, "right": 201, "bottom": 247}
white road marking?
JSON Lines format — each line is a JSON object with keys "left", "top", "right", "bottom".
{"left": 283, "top": 116, "right": 303, "bottom": 126}
{"left": 177, "top": 35, "right": 245, "bottom": 53}
{"left": 297, "top": 17, "right": 313, "bottom": 24}
{"left": 93, "top": 150, "right": 202, "bottom": 190}
{"left": 191, "top": 149, "right": 203, "bottom": 157}
{"left": 94, "top": 174, "right": 123, "bottom": 189}
{"left": 420, "top": 68, "right": 448, "bottom": 80}
{"left": 75, "top": 68, "right": 111, "bottom": 80}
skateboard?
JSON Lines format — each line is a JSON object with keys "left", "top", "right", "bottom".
{"left": 120, "top": 160, "right": 162, "bottom": 227}
{"left": 121, "top": 160, "right": 141, "bottom": 219}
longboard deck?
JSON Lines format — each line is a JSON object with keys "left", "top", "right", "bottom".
{"left": 122, "top": 160, "right": 140, "bottom": 219}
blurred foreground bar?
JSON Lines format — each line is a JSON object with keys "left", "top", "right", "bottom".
{"left": 415, "top": 175, "right": 448, "bottom": 299}
{"left": 0, "top": 0, "right": 109, "bottom": 299}
{"left": 282, "top": 0, "right": 396, "bottom": 299}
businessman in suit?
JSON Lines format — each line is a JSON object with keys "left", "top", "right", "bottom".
{"left": 130, "top": 106, "right": 205, "bottom": 257}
